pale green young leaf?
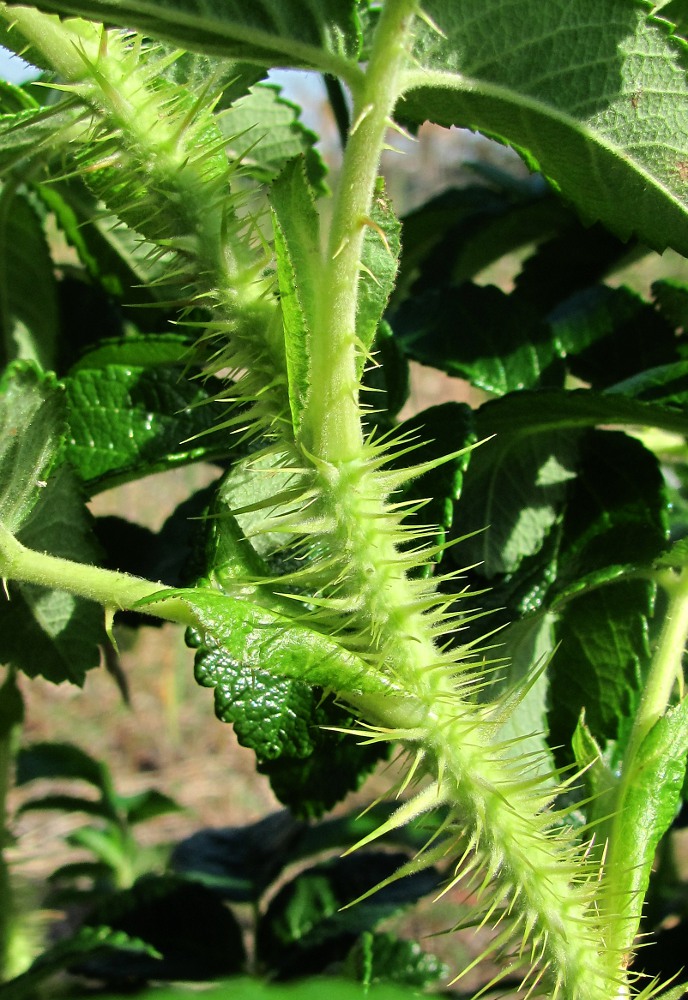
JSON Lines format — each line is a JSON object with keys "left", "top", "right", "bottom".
{"left": 0, "top": 189, "right": 58, "bottom": 370}
{"left": 0, "top": 102, "right": 85, "bottom": 174}
{"left": 147, "top": 588, "right": 386, "bottom": 698}
{"left": 270, "top": 158, "right": 322, "bottom": 435}
{"left": 0, "top": 362, "right": 64, "bottom": 535}
{"left": 610, "top": 698, "right": 688, "bottom": 954}
{"left": 9, "top": 0, "right": 361, "bottom": 79}
{"left": 217, "top": 84, "right": 327, "bottom": 193}
{"left": 401, "top": 0, "right": 688, "bottom": 256}
{"left": 356, "top": 179, "right": 401, "bottom": 374}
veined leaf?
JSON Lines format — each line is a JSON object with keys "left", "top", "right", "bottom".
{"left": 550, "top": 579, "right": 655, "bottom": 752}
{"left": 0, "top": 461, "right": 106, "bottom": 684}
{"left": 0, "top": 362, "right": 64, "bottom": 533}
{"left": 356, "top": 179, "right": 401, "bottom": 372}
{"left": 0, "top": 101, "right": 85, "bottom": 174}
{"left": 217, "top": 83, "right": 327, "bottom": 193}
{"left": 610, "top": 698, "right": 688, "bottom": 952}
{"left": 65, "top": 361, "right": 229, "bottom": 493}
{"left": 401, "top": 0, "right": 688, "bottom": 256}
{"left": 9, "top": 0, "right": 361, "bottom": 79}
{"left": 270, "top": 158, "right": 321, "bottom": 435}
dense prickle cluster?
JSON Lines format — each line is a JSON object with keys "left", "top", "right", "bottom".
{"left": 1, "top": 11, "right": 666, "bottom": 1000}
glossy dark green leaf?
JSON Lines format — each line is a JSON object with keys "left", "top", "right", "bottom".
{"left": 554, "top": 430, "right": 668, "bottom": 595}
{"left": 65, "top": 363, "right": 227, "bottom": 492}
{"left": 218, "top": 83, "right": 327, "bottom": 192}
{"left": 550, "top": 285, "right": 679, "bottom": 388}
{"left": 401, "top": 0, "right": 688, "bottom": 256}
{"left": 394, "top": 283, "right": 561, "bottom": 394}
{"left": 0, "top": 189, "right": 58, "bottom": 369}
{"left": 256, "top": 852, "right": 440, "bottom": 979}
{"left": 68, "top": 335, "right": 192, "bottom": 373}
{"left": 549, "top": 580, "right": 655, "bottom": 753}
{"left": 194, "top": 639, "right": 385, "bottom": 818}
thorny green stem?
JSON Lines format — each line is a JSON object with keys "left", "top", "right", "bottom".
{"left": 0, "top": 525, "right": 196, "bottom": 628}
{"left": 600, "top": 566, "right": 688, "bottom": 967}
{"left": 303, "top": 0, "right": 418, "bottom": 462}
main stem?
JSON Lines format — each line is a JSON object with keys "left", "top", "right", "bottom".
{"left": 303, "top": 0, "right": 417, "bottom": 462}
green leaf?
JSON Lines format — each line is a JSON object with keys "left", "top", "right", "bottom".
{"left": 0, "top": 925, "right": 161, "bottom": 1000}
{"left": 256, "top": 853, "right": 440, "bottom": 979}
{"left": 193, "top": 637, "right": 385, "bottom": 818}
{"left": 81, "top": 876, "right": 246, "bottom": 982}
{"left": 571, "top": 713, "right": 618, "bottom": 828}
{"left": 120, "top": 789, "right": 183, "bottom": 826}
{"left": 65, "top": 362, "right": 229, "bottom": 492}
{"left": 0, "top": 188, "right": 58, "bottom": 369}
{"left": 16, "top": 740, "right": 108, "bottom": 788}
{"left": 173, "top": 588, "right": 385, "bottom": 698}
{"left": 217, "top": 83, "right": 327, "bottom": 193}
{"left": 549, "top": 580, "right": 655, "bottom": 752}
{"left": 549, "top": 285, "right": 679, "bottom": 389}
{"left": 391, "top": 402, "right": 475, "bottom": 571}
{"left": 394, "top": 182, "right": 570, "bottom": 303}
{"left": 394, "top": 283, "right": 562, "bottom": 394}
{"left": 476, "top": 386, "right": 688, "bottom": 440}
{"left": 346, "top": 931, "right": 448, "bottom": 990}
{"left": 454, "top": 424, "right": 580, "bottom": 577}
{"left": 0, "top": 462, "right": 107, "bottom": 684}
{"left": 38, "top": 178, "right": 171, "bottom": 306}
{"left": 653, "top": 277, "right": 688, "bottom": 329}
{"left": 554, "top": 430, "right": 669, "bottom": 596}
{"left": 356, "top": 179, "right": 401, "bottom": 371}
{"left": 68, "top": 334, "right": 192, "bottom": 373}
{"left": 0, "top": 101, "right": 84, "bottom": 174}
{"left": 270, "top": 158, "right": 322, "bottom": 435}
{"left": 17, "top": 793, "right": 116, "bottom": 820}
{"left": 401, "top": 0, "right": 688, "bottom": 256}
{"left": 359, "top": 320, "right": 410, "bottom": 420}
{"left": 0, "top": 362, "right": 64, "bottom": 535}
{"left": 171, "top": 811, "right": 306, "bottom": 903}
{"left": 613, "top": 698, "right": 688, "bottom": 948}
{"left": 12, "top": 0, "right": 361, "bottom": 76}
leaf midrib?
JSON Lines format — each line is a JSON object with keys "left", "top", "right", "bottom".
{"left": 400, "top": 67, "right": 685, "bottom": 218}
